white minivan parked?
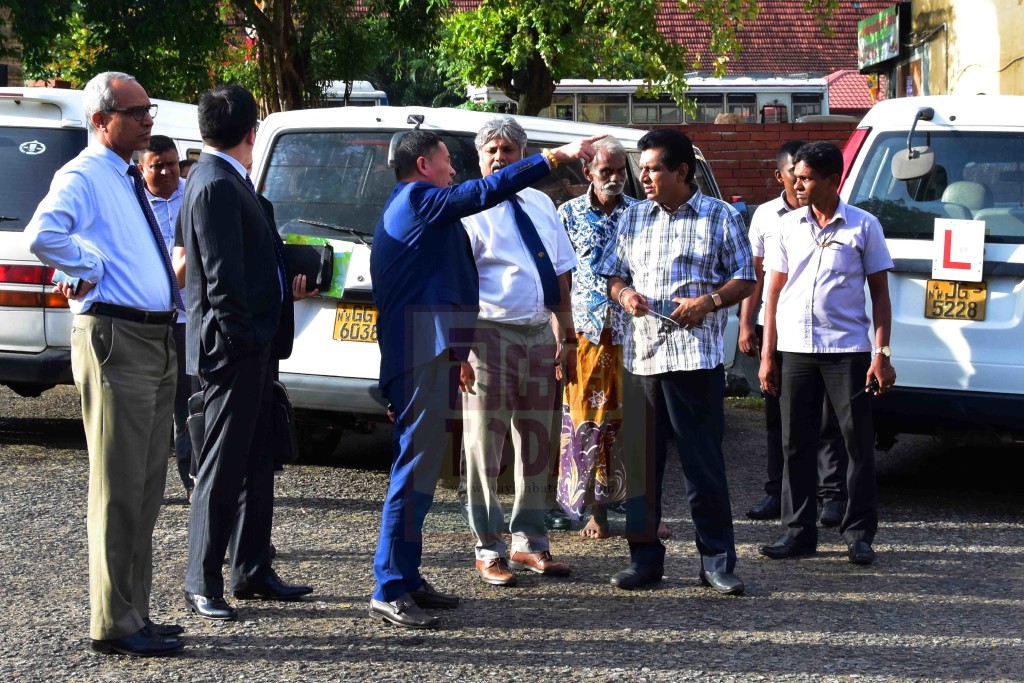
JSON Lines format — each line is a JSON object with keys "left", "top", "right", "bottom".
{"left": 0, "top": 87, "right": 201, "bottom": 398}
{"left": 250, "top": 106, "right": 741, "bottom": 456}
{"left": 840, "top": 95, "right": 1024, "bottom": 445}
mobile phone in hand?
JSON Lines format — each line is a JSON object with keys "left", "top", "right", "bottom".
{"left": 50, "top": 270, "right": 82, "bottom": 295}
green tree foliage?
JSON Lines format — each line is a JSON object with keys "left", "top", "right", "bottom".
{"left": 436, "top": 0, "right": 839, "bottom": 116}
{"left": 1, "top": 0, "right": 225, "bottom": 103}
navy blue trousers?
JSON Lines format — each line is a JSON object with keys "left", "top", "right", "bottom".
{"left": 622, "top": 366, "right": 737, "bottom": 573}
{"left": 373, "top": 353, "right": 461, "bottom": 602}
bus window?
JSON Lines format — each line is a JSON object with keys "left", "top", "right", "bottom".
{"left": 792, "top": 93, "right": 823, "bottom": 119}
{"left": 761, "top": 104, "right": 789, "bottom": 123}
{"left": 537, "top": 95, "right": 575, "bottom": 121}
{"left": 578, "top": 95, "right": 629, "bottom": 124}
{"left": 685, "top": 94, "right": 724, "bottom": 123}
{"left": 632, "top": 96, "right": 682, "bottom": 125}
{"left": 726, "top": 93, "right": 757, "bottom": 123}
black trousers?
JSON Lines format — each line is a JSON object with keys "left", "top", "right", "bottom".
{"left": 758, "top": 326, "right": 847, "bottom": 501}
{"left": 184, "top": 345, "right": 275, "bottom": 597}
{"left": 621, "top": 366, "right": 736, "bottom": 573}
{"left": 779, "top": 352, "right": 878, "bottom": 547}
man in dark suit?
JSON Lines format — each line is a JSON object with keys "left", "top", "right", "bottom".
{"left": 181, "top": 84, "right": 311, "bottom": 621}
{"left": 369, "top": 129, "right": 600, "bottom": 629}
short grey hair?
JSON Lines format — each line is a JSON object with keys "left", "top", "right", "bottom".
{"left": 588, "top": 136, "right": 627, "bottom": 170}
{"left": 83, "top": 71, "right": 136, "bottom": 134}
{"left": 474, "top": 116, "right": 527, "bottom": 152}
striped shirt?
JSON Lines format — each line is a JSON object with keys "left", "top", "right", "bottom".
{"left": 598, "top": 188, "right": 755, "bottom": 375}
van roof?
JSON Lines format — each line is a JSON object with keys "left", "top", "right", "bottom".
{"left": 0, "top": 86, "right": 200, "bottom": 142}
{"left": 859, "top": 95, "right": 1024, "bottom": 131}
{"left": 257, "top": 105, "right": 653, "bottom": 146}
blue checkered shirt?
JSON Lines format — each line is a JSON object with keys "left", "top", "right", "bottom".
{"left": 597, "top": 188, "right": 755, "bottom": 375}
{"left": 558, "top": 189, "right": 638, "bottom": 346}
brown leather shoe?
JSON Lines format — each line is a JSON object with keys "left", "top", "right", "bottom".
{"left": 508, "top": 550, "right": 571, "bottom": 576}
{"left": 475, "top": 558, "right": 517, "bottom": 586}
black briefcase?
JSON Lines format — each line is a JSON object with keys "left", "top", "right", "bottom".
{"left": 186, "top": 390, "right": 205, "bottom": 478}
{"left": 270, "top": 380, "right": 298, "bottom": 467}
{"left": 283, "top": 243, "right": 333, "bottom": 293}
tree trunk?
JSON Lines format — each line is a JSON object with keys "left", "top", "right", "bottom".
{"left": 508, "top": 49, "right": 555, "bottom": 117}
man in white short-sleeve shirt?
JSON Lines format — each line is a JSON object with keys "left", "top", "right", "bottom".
{"left": 461, "top": 117, "right": 578, "bottom": 586}
{"left": 758, "top": 141, "right": 896, "bottom": 566}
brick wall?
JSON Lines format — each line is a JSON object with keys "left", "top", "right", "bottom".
{"left": 664, "top": 122, "right": 860, "bottom": 205}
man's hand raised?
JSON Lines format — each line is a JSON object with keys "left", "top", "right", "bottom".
{"left": 550, "top": 135, "right": 606, "bottom": 167}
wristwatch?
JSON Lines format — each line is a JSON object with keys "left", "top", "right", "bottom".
{"left": 709, "top": 292, "right": 723, "bottom": 310}
{"left": 873, "top": 345, "right": 891, "bottom": 358}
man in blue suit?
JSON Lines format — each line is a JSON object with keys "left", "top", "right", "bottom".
{"left": 369, "top": 129, "right": 600, "bottom": 628}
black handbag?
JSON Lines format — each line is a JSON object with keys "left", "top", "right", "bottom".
{"left": 283, "top": 243, "right": 334, "bottom": 292}
{"left": 186, "top": 390, "right": 205, "bottom": 478}
{"left": 270, "top": 380, "right": 299, "bottom": 467}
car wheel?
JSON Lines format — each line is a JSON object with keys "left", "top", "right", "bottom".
{"left": 295, "top": 423, "right": 344, "bottom": 462}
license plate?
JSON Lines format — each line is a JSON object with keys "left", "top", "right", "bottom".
{"left": 925, "top": 280, "right": 987, "bottom": 321}
{"left": 333, "top": 302, "right": 378, "bottom": 343}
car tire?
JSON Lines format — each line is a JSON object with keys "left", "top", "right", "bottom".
{"left": 295, "top": 423, "right": 344, "bottom": 462}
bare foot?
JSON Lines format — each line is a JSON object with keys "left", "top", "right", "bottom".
{"left": 657, "top": 522, "right": 672, "bottom": 539}
{"left": 579, "top": 517, "right": 610, "bottom": 540}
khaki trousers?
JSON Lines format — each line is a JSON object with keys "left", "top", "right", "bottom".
{"left": 71, "top": 313, "right": 176, "bottom": 640}
{"left": 462, "top": 320, "right": 561, "bottom": 561}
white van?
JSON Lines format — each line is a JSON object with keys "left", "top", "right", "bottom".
{"left": 0, "top": 87, "right": 201, "bottom": 397}
{"left": 840, "top": 95, "right": 1024, "bottom": 445}
{"left": 251, "top": 105, "right": 741, "bottom": 456}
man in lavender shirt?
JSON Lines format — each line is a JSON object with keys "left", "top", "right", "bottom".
{"left": 758, "top": 141, "right": 896, "bottom": 566}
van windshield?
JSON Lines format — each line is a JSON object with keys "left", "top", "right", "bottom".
{"left": 0, "top": 127, "right": 88, "bottom": 232}
{"left": 259, "top": 130, "right": 614, "bottom": 242}
{"left": 847, "top": 131, "right": 1024, "bottom": 244}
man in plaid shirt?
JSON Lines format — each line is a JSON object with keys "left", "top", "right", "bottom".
{"left": 599, "top": 129, "right": 754, "bottom": 595}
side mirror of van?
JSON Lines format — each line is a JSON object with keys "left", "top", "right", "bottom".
{"left": 386, "top": 114, "right": 426, "bottom": 169}
{"left": 891, "top": 106, "right": 936, "bottom": 180}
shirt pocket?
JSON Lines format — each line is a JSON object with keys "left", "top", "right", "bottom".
{"left": 820, "top": 242, "right": 861, "bottom": 275}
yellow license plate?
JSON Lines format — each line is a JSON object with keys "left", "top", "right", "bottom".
{"left": 333, "top": 302, "right": 378, "bottom": 343}
{"left": 925, "top": 280, "right": 987, "bottom": 321}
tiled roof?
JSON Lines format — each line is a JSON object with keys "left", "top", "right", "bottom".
{"left": 449, "top": 0, "right": 895, "bottom": 76}
{"left": 826, "top": 68, "right": 886, "bottom": 113}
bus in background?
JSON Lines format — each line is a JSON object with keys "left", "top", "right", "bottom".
{"left": 323, "top": 81, "right": 389, "bottom": 108}
{"left": 468, "top": 76, "right": 830, "bottom": 126}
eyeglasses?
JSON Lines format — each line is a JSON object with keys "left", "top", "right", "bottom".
{"left": 105, "top": 104, "right": 158, "bottom": 122}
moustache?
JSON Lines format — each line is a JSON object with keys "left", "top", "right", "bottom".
{"left": 490, "top": 161, "right": 509, "bottom": 173}
{"left": 600, "top": 181, "right": 625, "bottom": 195}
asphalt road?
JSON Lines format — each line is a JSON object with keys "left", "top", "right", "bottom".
{"left": 0, "top": 385, "right": 1021, "bottom": 682}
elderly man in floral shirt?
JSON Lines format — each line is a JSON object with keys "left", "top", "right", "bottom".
{"left": 555, "top": 136, "right": 668, "bottom": 540}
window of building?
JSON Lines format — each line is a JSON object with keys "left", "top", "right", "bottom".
{"left": 537, "top": 95, "right": 575, "bottom": 121}
{"left": 725, "top": 93, "right": 757, "bottom": 123}
{"left": 578, "top": 95, "right": 629, "bottom": 124}
{"left": 632, "top": 95, "right": 682, "bottom": 124}
{"left": 760, "top": 103, "right": 789, "bottom": 123}
{"left": 684, "top": 94, "right": 724, "bottom": 123}
{"left": 792, "top": 93, "right": 823, "bottom": 119}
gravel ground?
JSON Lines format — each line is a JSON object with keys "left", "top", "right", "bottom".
{"left": 0, "top": 384, "right": 1022, "bottom": 682}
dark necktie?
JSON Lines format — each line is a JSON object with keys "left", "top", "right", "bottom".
{"left": 127, "top": 165, "right": 185, "bottom": 311}
{"left": 509, "top": 195, "right": 560, "bottom": 308}
{"left": 246, "top": 175, "right": 289, "bottom": 302}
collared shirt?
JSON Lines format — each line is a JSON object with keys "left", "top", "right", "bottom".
{"left": 598, "top": 188, "right": 755, "bottom": 375}
{"left": 462, "top": 187, "right": 578, "bottom": 326}
{"left": 748, "top": 190, "right": 798, "bottom": 326}
{"left": 766, "top": 199, "right": 893, "bottom": 353}
{"left": 26, "top": 141, "right": 173, "bottom": 314}
{"left": 146, "top": 178, "right": 188, "bottom": 322}
{"left": 558, "top": 187, "right": 638, "bottom": 345}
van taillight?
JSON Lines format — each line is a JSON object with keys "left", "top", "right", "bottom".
{"left": 839, "top": 128, "right": 870, "bottom": 191}
{"left": 0, "top": 265, "right": 49, "bottom": 284}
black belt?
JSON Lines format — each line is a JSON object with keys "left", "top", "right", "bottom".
{"left": 89, "top": 302, "right": 177, "bottom": 325}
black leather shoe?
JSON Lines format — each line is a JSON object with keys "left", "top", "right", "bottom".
{"left": 369, "top": 595, "right": 439, "bottom": 629}
{"left": 233, "top": 569, "right": 313, "bottom": 601}
{"left": 746, "top": 494, "right": 781, "bottom": 520}
{"left": 143, "top": 618, "right": 184, "bottom": 637}
{"left": 410, "top": 580, "right": 459, "bottom": 609}
{"left": 759, "top": 536, "right": 816, "bottom": 559}
{"left": 90, "top": 628, "right": 183, "bottom": 657}
{"left": 610, "top": 563, "right": 663, "bottom": 590}
{"left": 818, "top": 499, "right": 844, "bottom": 528}
{"left": 184, "top": 591, "right": 237, "bottom": 621}
{"left": 848, "top": 540, "right": 876, "bottom": 565}
{"left": 699, "top": 569, "right": 745, "bottom": 596}
{"left": 545, "top": 507, "right": 572, "bottom": 531}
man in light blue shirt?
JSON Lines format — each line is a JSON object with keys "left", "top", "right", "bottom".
{"left": 26, "top": 71, "right": 183, "bottom": 657}
{"left": 140, "top": 134, "right": 193, "bottom": 502}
